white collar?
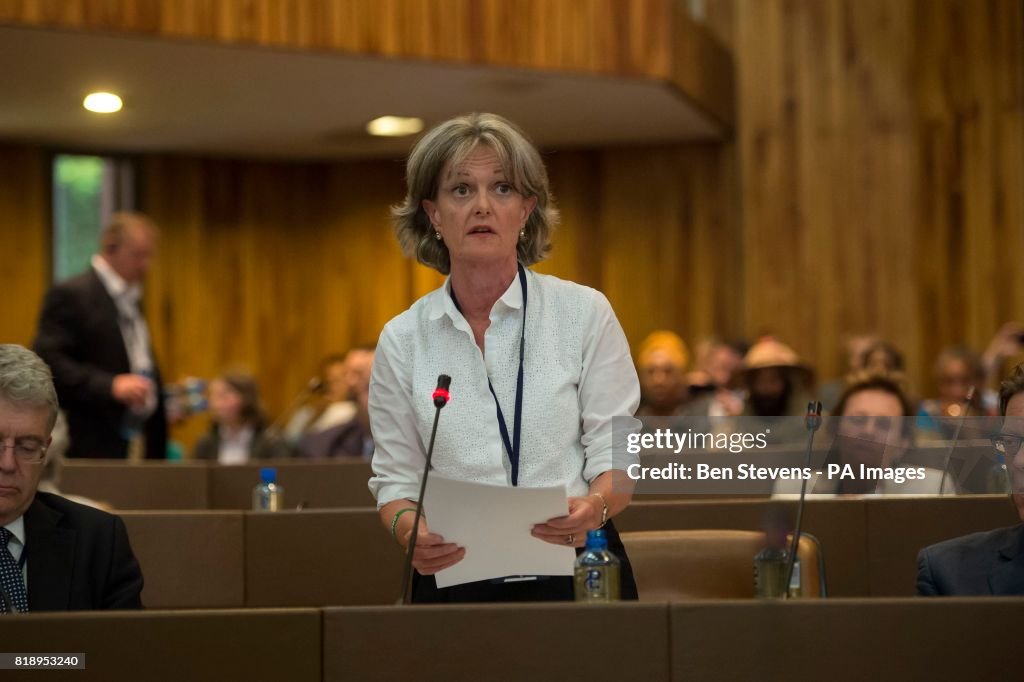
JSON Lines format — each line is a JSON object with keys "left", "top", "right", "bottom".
{"left": 428, "top": 266, "right": 526, "bottom": 322}
{"left": 2, "top": 515, "right": 25, "bottom": 547}
{"left": 92, "top": 254, "right": 141, "bottom": 302}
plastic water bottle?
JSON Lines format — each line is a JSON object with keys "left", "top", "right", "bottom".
{"left": 252, "top": 467, "right": 284, "bottom": 511}
{"left": 754, "top": 523, "right": 800, "bottom": 598}
{"left": 574, "top": 529, "right": 621, "bottom": 602}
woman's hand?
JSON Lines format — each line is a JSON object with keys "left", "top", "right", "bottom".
{"left": 401, "top": 520, "right": 466, "bottom": 575}
{"left": 530, "top": 496, "right": 602, "bottom": 548}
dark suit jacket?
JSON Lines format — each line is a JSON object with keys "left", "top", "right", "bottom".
{"left": 33, "top": 267, "right": 167, "bottom": 459}
{"left": 916, "top": 524, "right": 1024, "bottom": 596}
{"left": 24, "top": 491, "right": 144, "bottom": 611}
{"left": 297, "top": 419, "right": 372, "bottom": 459}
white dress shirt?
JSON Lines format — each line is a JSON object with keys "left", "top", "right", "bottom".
{"left": 91, "top": 255, "right": 156, "bottom": 417}
{"left": 217, "top": 426, "right": 255, "bottom": 465}
{"left": 368, "top": 268, "right": 640, "bottom": 509}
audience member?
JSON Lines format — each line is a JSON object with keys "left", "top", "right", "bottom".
{"left": 739, "top": 337, "right": 814, "bottom": 416}
{"left": 860, "top": 340, "right": 905, "bottom": 375}
{"left": 920, "top": 345, "right": 996, "bottom": 420}
{"left": 192, "top": 372, "right": 289, "bottom": 463}
{"left": 33, "top": 212, "right": 167, "bottom": 460}
{"left": 775, "top": 372, "right": 955, "bottom": 497}
{"left": 0, "top": 344, "right": 143, "bottom": 612}
{"left": 686, "top": 337, "right": 743, "bottom": 399}
{"left": 681, "top": 338, "right": 745, "bottom": 421}
{"left": 916, "top": 363, "right": 1024, "bottom": 595}
{"left": 282, "top": 348, "right": 374, "bottom": 445}
{"left": 297, "top": 347, "right": 376, "bottom": 458}
{"left": 635, "top": 331, "right": 689, "bottom": 417}
{"left": 819, "top": 333, "right": 880, "bottom": 411}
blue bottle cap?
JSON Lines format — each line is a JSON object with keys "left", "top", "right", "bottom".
{"left": 260, "top": 467, "right": 276, "bottom": 484}
{"left": 585, "top": 529, "right": 608, "bottom": 550}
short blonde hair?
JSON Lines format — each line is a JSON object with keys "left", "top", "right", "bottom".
{"left": 391, "top": 113, "right": 559, "bottom": 275}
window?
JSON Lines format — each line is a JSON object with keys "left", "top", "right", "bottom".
{"left": 51, "top": 153, "right": 136, "bottom": 282}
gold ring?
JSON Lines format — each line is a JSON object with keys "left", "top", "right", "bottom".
{"left": 566, "top": 534, "right": 575, "bottom": 545}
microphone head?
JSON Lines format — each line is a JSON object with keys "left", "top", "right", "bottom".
{"left": 805, "top": 401, "right": 823, "bottom": 431}
{"left": 432, "top": 375, "right": 452, "bottom": 408}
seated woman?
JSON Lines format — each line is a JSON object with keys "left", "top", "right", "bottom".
{"left": 774, "top": 371, "right": 957, "bottom": 498}
{"left": 193, "top": 372, "right": 290, "bottom": 464}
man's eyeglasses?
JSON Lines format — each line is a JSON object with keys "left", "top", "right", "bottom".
{"left": 991, "top": 434, "right": 1023, "bottom": 457}
{"left": 0, "top": 438, "right": 48, "bottom": 463}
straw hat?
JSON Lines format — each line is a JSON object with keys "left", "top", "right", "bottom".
{"left": 739, "top": 337, "right": 813, "bottom": 385}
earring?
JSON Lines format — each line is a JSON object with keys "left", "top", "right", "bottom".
{"left": 435, "top": 230, "right": 442, "bottom": 241}
{"left": 519, "top": 227, "right": 526, "bottom": 240}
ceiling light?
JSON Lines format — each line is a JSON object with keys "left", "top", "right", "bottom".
{"left": 83, "top": 92, "right": 123, "bottom": 114}
{"left": 366, "top": 116, "right": 423, "bottom": 137}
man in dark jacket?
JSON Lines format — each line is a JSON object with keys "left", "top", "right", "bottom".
{"left": 916, "top": 364, "right": 1024, "bottom": 596}
{"left": 34, "top": 212, "right": 166, "bottom": 459}
{"left": 0, "top": 344, "right": 143, "bottom": 612}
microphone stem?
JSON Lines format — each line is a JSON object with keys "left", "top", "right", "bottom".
{"left": 399, "top": 401, "right": 444, "bottom": 605}
{"left": 784, "top": 402, "right": 821, "bottom": 599}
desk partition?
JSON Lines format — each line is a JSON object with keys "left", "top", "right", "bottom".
{"left": 120, "top": 511, "right": 245, "bottom": 608}
{"left": 670, "top": 598, "right": 1021, "bottom": 681}
{"left": 0, "top": 609, "right": 321, "bottom": 682}
{"left": 59, "top": 461, "right": 209, "bottom": 510}
{"left": 322, "top": 603, "right": 671, "bottom": 682}
{"left": 208, "top": 459, "right": 375, "bottom": 509}
{"left": 245, "top": 508, "right": 402, "bottom": 606}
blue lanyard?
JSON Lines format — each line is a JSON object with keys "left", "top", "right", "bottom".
{"left": 451, "top": 263, "right": 527, "bottom": 486}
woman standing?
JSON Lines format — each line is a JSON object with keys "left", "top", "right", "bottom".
{"left": 369, "top": 113, "right": 640, "bottom": 602}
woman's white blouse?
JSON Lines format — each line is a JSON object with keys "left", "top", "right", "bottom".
{"left": 368, "top": 268, "right": 640, "bottom": 508}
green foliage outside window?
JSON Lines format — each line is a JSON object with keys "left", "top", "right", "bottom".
{"left": 53, "top": 154, "right": 104, "bottom": 281}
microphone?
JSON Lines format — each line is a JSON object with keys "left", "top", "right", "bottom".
{"left": 783, "top": 400, "right": 822, "bottom": 599}
{"left": 399, "top": 374, "right": 452, "bottom": 604}
{"left": 939, "top": 386, "right": 975, "bottom": 495}
{"left": 433, "top": 375, "right": 452, "bottom": 408}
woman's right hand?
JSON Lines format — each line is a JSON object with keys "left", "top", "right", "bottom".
{"left": 401, "top": 520, "right": 466, "bottom": 575}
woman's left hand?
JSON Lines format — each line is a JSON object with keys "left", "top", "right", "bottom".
{"left": 531, "top": 496, "right": 602, "bottom": 548}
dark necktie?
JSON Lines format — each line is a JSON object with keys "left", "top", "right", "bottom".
{"left": 0, "top": 527, "right": 29, "bottom": 613}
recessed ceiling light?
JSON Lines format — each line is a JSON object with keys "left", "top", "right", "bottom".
{"left": 83, "top": 92, "right": 123, "bottom": 114}
{"left": 366, "top": 116, "right": 424, "bottom": 137}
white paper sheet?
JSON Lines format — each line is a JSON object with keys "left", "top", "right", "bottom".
{"left": 422, "top": 475, "right": 576, "bottom": 588}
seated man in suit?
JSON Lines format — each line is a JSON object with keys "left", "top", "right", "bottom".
{"left": 0, "top": 344, "right": 144, "bottom": 612}
{"left": 916, "top": 363, "right": 1024, "bottom": 596}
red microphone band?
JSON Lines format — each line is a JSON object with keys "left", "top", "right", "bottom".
{"left": 432, "top": 388, "right": 451, "bottom": 404}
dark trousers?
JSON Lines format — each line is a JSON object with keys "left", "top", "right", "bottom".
{"left": 412, "top": 519, "right": 638, "bottom": 603}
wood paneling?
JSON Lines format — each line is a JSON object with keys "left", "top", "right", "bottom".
{"left": 0, "top": 0, "right": 734, "bottom": 127}
{"left": 735, "top": 0, "right": 1024, "bottom": 393}
{"left": 1, "top": 0, "right": 1021, "bottom": 451}
{"left": 136, "top": 145, "right": 737, "bottom": 450}
{"left": 0, "top": 141, "right": 735, "bottom": 451}
{"left": 0, "top": 144, "right": 48, "bottom": 346}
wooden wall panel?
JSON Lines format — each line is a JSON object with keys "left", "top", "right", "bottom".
{"left": 134, "top": 144, "right": 737, "bottom": 451}
{"left": 0, "top": 0, "right": 735, "bottom": 124}
{"left": 0, "top": 144, "right": 48, "bottom": 346}
{"left": 3, "top": 0, "right": 675, "bottom": 74}
{"left": 1, "top": 0, "right": 1020, "bottom": 451}
{"left": 735, "top": 0, "right": 1023, "bottom": 394}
